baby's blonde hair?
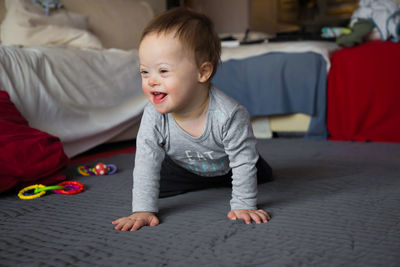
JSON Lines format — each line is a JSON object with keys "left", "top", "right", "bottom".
{"left": 140, "top": 7, "right": 221, "bottom": 79}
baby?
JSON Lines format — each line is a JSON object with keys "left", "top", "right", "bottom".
{"left": 112, "top": 7, "right": 273, "bottom": 231}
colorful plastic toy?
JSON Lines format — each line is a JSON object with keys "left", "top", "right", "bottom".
{"left": 18, "top": 181, "right": 84, "bottom": 199}
{"left": 321, "top": 27, "right": 351, "bottom": 38}
{"left": 53, "top": 181, "right": 84, "bottom": 195}
{"left": 94, "top": 163, "right": 108, "bottom": 175}
{"left": 18, "top": 184, "right": 47, "bottom": 200}
{"left": 77, "top": 163, "right": 117, "bottom": 176}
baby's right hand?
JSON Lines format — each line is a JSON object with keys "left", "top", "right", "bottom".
{"left": 112, "top": 212, "right": 159, "bottom": 231}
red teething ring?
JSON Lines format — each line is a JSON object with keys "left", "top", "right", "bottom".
{"left": 53, "top": 181, "right": 84, "bottom": 195}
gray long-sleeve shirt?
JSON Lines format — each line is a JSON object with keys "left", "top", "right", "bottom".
{"left": 132, "top": 86, "right": 259, "bottom": 213}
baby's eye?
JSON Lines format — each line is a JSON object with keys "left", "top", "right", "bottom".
{"left": 160, "top": 69, "right": 168, "bottom": 74}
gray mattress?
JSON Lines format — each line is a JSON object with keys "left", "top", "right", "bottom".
{"left": 1, "top": 139, "right": 400, "bottom": 266}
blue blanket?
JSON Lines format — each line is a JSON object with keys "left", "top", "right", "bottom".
{"left": 212, "top": 52, "right": 328, "bottom": 139}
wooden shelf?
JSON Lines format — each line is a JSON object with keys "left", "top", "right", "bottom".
{"left": 278, "top": 0, "right": 358, "bottom": 28}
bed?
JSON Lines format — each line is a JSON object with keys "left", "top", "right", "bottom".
{"left": 0, "top": 40, "right": 338, "bottom": 153}
{"left": 1, "top": 1, "right": 400, "bottom": 265}
{"left": 0, "top": 0, "right": 347, "bottom": 204}
{"left": 214, "top": 40, "right": 338, "bottom": 139}
{"left": 1, "top": 139, "right": 400, "bottom": 266}
{"left": 0, "top": 1, "right": 334, "bottom": 176}
{"left": 0, "top": 0, "right": 153, "bottom": 158}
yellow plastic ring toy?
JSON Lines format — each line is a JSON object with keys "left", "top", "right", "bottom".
{"left": 18, "top": 184, "right": 47, "bottom": 200}
{"left": 77, "top": 166, "right": 91, "bottom": 176}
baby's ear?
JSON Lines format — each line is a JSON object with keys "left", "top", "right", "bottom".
{"left": 198, "top": 62, "right": 213, "bottom": 83}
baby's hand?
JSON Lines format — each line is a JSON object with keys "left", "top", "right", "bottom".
{"left": 112, "top": 212, "right": 159, "bottom": 231}
{"left": 227, "top": 209, "right": 270, "bottom": 224}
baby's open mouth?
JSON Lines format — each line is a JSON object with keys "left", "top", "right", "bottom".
{"left": 152, "top": 91, "right": 167, "bottom": 104}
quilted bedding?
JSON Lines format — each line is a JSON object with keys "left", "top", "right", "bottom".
{"left": 1, "top": 139, "right": 400, "bottom": 266}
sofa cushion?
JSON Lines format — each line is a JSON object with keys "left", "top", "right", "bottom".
{"left": 0, "top": 90, "right": 69, "bottom": 193}
{"left": 0, "top": 0, "right": 102, "bottom": 48}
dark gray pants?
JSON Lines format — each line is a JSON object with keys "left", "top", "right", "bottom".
{"left": 159, "top": 155, "right": 273, "bottom": 198}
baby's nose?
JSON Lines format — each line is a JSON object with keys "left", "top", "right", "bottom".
{"left": 148, "top": 76, "right": 160, "bottom": 87}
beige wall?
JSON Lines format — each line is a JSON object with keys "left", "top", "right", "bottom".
{"left": 188, "top": 0, "right": 297, "bottom": 35}
{"left": 0, "top": 0, "right": 166, "bottom": 18}
{"left": 188, "top": 0, "right": 250, "bottom": 34}
{"left": 146, "top": 0, "right": 166, "bottom": 14}
{"left": 0, "top": 0, "right": 5, "bottom": 22}
{"left": 0, "top": 0, "right": 6, "bottom": 42}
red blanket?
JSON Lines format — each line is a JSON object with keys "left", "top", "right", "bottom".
{"left": 0, "top": 90, "right": 69, "bottom": 193}
{"left": 327, "top": 41, "right": 400, "bottom": 143}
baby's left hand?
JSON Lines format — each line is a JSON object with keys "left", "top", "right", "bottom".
{"left": 227, "top": 209, "right": 270, "bottom": 224}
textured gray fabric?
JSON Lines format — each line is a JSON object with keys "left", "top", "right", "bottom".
{"left": 1, "top": 139, "right": 400, "bottom": 266}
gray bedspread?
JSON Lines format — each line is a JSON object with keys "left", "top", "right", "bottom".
{"left": 1, "top": 139, "right": 400, "bottom": 266}
{"left": 212, "top": 52, "right": 328, "bottom": 139}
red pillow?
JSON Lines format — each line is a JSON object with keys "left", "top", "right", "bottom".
{"left": 0, "top": 90, "right": 69, "bottom": 193}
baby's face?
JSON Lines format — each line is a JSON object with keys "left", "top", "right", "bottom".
{"left": 139, "top": 32, "right": 205, "bottom": 115}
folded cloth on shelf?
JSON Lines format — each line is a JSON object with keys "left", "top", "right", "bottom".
{"left": 350, "top": 0, "right": 400, "bottom": 42}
